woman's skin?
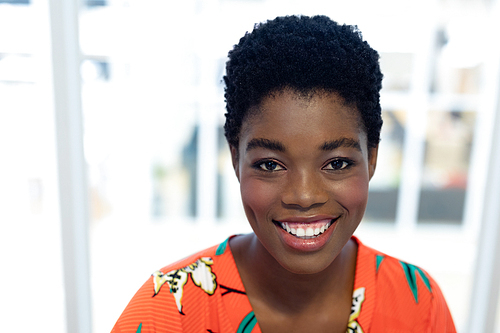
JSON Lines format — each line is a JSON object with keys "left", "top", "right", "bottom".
{"left": 229, "top": 89, "right": 378, "bottom": 332}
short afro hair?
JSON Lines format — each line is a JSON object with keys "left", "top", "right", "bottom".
{"left": 223, "top": 15, "right": 383, "bottom": 149}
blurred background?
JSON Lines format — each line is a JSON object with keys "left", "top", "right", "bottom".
{"left": 1, "top": 0, "right": 499, "bottom": 331}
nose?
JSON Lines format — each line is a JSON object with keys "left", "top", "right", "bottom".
{"left": 281, "top": 170, "right": 328, "bottom": 209}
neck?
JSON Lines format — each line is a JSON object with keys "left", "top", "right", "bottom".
{"left": 230, "top": 233, "right": 357, "bottom": 314}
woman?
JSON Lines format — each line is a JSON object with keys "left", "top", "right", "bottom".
{"left": 112, "top": 15, "right": 456, "bottom": 332}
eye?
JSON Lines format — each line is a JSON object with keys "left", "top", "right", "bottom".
{"left": 256, "top": 160, "right": 285, "bottom": 172}
{"left": 323, "top": 159, "right": 352, "bottom": 171}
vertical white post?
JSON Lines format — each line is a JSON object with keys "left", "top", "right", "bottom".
{"left": 48, "top": 0, "right": 92, "bottom": 332}
{"left": 395, "top": 8, "right": 438, "bottom": 230}
{"left": 467, "top": 1, "right": 500, "bottom": 331}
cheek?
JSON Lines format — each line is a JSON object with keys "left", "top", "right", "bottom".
{"left": 334, "top": 175, "right": 370, "bottom": 214}
{"left": 240, "top": 178, "right": 280, "bottom": 217}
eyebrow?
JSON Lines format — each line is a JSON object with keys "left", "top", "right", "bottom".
{"left": 320, "top": 138, "right": 362, "bottom": 152}
{"left": 246, "top": 138, "right": 286, "bottom": 152}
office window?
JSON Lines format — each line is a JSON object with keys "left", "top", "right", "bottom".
{"left": 365, "top": 110, "right": 406, "bottom": 222}
{"left": 418, "top": 110, "right": 476, "bottom": 224}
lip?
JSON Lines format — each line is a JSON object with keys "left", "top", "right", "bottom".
{"left": 273, "top": 216, "right": 340, "bottom": 252}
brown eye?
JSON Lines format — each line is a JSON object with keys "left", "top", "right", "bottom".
{"left": 323, "top": 159, "right": 352, "bottom": 171}
{"left": 257, "top": 160, "right": 284, "bottom": 171}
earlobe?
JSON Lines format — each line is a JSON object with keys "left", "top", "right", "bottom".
{"left": 368, "top": 146, "right": 378, "bottom": 180}
{"left": 230, "top": 145, "right": 240, "bottom": 181}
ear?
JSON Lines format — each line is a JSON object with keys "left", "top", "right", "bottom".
{"left": 230, "top": 145, "right": 241, "bottom": 182}
{"left": 368, "top": 145, "right": 378, "bottom": 180}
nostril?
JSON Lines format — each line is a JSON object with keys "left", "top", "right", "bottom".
{"left": 281, "top": 188, "right": 328, "bottom": 209}
{"left": 281, "top": 172, "right": 328, "bottom": 208}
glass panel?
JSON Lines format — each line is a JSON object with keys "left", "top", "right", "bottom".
{"left": 365, "top": 110, "right": 406, "bottom": 222}
{"left": 216, "top": 124, "right": 247, "bottom": 221}
{"left": 80, "top": 1, "right": 201, "bottom": 224}
{"left": 81, "top": 57, "right": 198, "bottom": 223}
{"left": 86, "top": 0, "right": 107, "bottom": 7}
{"left": 0, "top": 0, "right": 30, "bottom": 4}
{"left": 418, "top": 110, "right": 476, "bottom": 224}
{"left": 0, "top": 54, "right": 34, "bottom": 82}
{"left": 431, "top": 25, "right": 483, "bottom": 94}
{"left": 379, "top": 52, "right": 414, "bottom": 92}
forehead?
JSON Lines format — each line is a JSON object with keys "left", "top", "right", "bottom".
{"left": 240, "top": 89, "right": 365, "bottom": 145}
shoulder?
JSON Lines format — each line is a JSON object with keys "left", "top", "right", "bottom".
{"left": 358, "top": 240, "right": 434, "bottom": 304}
{"left": 353, "top": 237, "right": 456, "bottom": 332}
{"left": 111, "top": 237, "right": 235, "bottom": 333}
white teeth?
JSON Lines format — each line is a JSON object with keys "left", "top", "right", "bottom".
{"left": 279, "top": 219, "right": 335, "bottom": 238}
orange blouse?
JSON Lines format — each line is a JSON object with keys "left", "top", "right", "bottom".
{"left": 112, "top": 236, "right": 456, "bottom": 333}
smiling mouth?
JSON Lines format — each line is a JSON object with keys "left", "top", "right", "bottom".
{"left": 274, "top": 218, "right": 337, "bottom": 239}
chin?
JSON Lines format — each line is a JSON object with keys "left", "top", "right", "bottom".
{"left": 271, "top": 245, "right": 345, "bottom": 276}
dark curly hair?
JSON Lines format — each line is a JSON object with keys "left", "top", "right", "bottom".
{"left": 223, "top": 15, "right": 383, "bottom": 149}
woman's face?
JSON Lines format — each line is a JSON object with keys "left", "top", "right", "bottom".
{"left": 231, "top": 89, "right": 378, "bottom": 275}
